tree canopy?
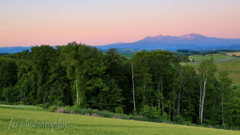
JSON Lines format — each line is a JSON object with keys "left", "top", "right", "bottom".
{"left": 1, "top": 43, "right": 240, "bottom": 128}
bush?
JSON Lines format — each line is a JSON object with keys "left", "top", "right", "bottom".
{"left": 115, "top": 107, "right": 124, "bottom": 114}
{"left": 161, "top": 112, "right": 168, "bottom": 121}
{"left": 58, "top": 106, "right": 146, "bottom": 122}
{"left": 140, "top": 105, "right": 151, "bottom": 119}
{"left": 174, "top": 115, "right": 185, "bottom": 124}
{"left": 49, "top": 105, "right": 58, "bottom": 112}
{"left": 56, "top": 107, "right": 65, "bottom": 113}
{"left": 184, "top": 121, "right": 192, "bottom": 125}
{"left": 2, "top": 86, "right": 18, "bottom": 103}
{"left": 140, "top": 105, "right": 159, "bottom": 120}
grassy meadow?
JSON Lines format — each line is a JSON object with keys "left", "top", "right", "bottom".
{"left": 225, "top": 52, "right": 240, "bottom": 57}
{"left": 188, "top": 54, "right": 238, "bottom": 63}
{"left": 216, "top": 60, "right": 240, "bottom": 87}
{"left": 119, "top": 53, "right": 135, "bottom": 58}
{"left": 0, "top": 105, "right": 240, "bottom": 135}
{"left": 186, "top": 53, "right": 240, "bottom": 87}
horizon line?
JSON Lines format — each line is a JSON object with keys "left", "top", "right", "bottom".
{"left": 1, "top": 33, "right": 240, "bottom": 47}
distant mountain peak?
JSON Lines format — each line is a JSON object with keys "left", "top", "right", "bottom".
{"left": 180, "top": 33, "right": 206, "bottom": 39}
{"left": 142, "top": 35, "right": 165, "bottom": 41}
{"left": 141, "top": 33, "right": 207, "bottom": 42}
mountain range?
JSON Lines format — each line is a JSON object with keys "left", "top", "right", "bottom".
{"left": 96, "top": 33, "right": 240, "bottom": 51}
{"left": 1, "top": 33, "right": 240, "bottom": 53}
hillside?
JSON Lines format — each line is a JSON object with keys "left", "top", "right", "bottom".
{"left": 187, "top": 54, "right": 240, "bottom": 87}
{"left": 0, "top": 46, "right": 32, "bottom": 53}
{"left": 0, "top": 106, "right": 239, "bottom": 135}
{"left": 1, "top": 45, "right": 240, "bottom": 131}
{"left": 216, "top": 60, "right": 240, "bottom": 87}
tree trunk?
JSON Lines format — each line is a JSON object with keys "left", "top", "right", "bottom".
{"left": 23, "top": 92, "right": 25, "bottom": 102}
{"left": 43, "top": 95, "right": 46, "bottom": 104}
{"left": 157, "top": 83, "right": 161, "bottom": 111}
{"left": 177, "top": 79, "right": 183, "bottom": 115}
{"left": 222, "top": 83, "right": 225, "bottom": 128}
{"left": 161, "top": 78, "right": 164, "bottom": 114}
{"left": 177, "top": 89, "right": 181, "bottom": 115}
{"left": 143, "top": 84, "right": 146, "bottom": 104}
{"left": 199, "top": 79, "right": 202, "bottom": 119}
{"left": 172, "top": 86, "right": 176, "bottom": 119}
{"left": 200, "top": 78, "right": 207, "bottom": 125}
{"left": 0, "top": 87, "right": 2, "bottom": 102}
{"left": 20, "top": 92, "right": 21, "bottom": 103}
{"left": 143, "top": 70, "right": 148, "bottom": 104}
{"left": 76, "top": 79, "right": 79, "bottom": 104}
{"left": 131, "top": 63, "right": 136, "bottom": 113}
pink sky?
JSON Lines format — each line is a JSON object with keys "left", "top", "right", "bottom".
{"left": 1, "top": 0, "right": 240, "bottom": 47}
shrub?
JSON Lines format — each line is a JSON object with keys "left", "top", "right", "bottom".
{"left": 2, "top": 86, "right": 18, "bottom": 103}
{"left": 49, "top": 105, "right": 58, "bottom": 112}
{"left": 62, "top": 107, "right": 71, "bottom": 113}
{"left": 68, "top": 105, "right": 81, "bottom": 113}
{"left": 184, "top": 121, "right": 192, "bottom": 125}
{"left": 56, "top": 108, "right": 65, "bottom": 113}
{"left": 174, "top": 115, "right": 185, "bottom": 124}
{"left": 115, "top": 107, "right": 124, "bottom": 114}
{"left": 140, "top": 105, "right": 151, "bottom": 119}
{"left": 161, "top": 112, "right": 168, "bottom": 121}
{"left": 140, "top": 105, "right": 159, "bottom": 120}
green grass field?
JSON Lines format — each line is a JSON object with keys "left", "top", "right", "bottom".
{"left": 119, "top": 53, "right": 135, "bottom": 58}
{"left": 216, "top": 60, "right": 240, "bottom": 87}
{"left": 187, "top": 54, "right": 240, "bottom": 87}
{"left": 0, "top": 105, "right": 240, "bottom": 135}
{"left": 188, "top": 54, "right": 237, "bottom": 63}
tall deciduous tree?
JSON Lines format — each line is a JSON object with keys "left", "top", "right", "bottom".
{"left": 218, "top": 71, "right": 232, "bottom": 128}
{"left": 149, "top": 50, "right": 178, "bottom": 114}
{"left": 0, "top": 57, "right": 17, "bottom": 101}
{"left": 61, "top": 42, "right": 89, "bottom": 106}
{"left": 132, "top": 51, "right": 152, "bottom": 109}
{"left": 31, "top": 45, "right": 55, "bottom": 104}
{"left": 198, "top": 59, "right": 216, "bottom": 124}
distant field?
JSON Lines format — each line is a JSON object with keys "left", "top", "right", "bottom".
{"left": 216, "top": 60, "right": 240, "bottom": 87}
{"left": 186, "top": 56, "right": 240, "bottom": 87}
{"left": 119, "top": 53, "right": 135, "bottom": 58}
{"left": 1, "top": 106, "right": 240, "bottom": 135}
{"left": 188, "top": 54, "right": 235, "bottom": 62}
{"left": 225, "top": 52, "right": 240, "bottom": 57}
{"left": 187, "top": 54, "right": 240, "bottom": 87}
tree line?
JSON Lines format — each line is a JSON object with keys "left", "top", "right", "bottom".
{"left": 1, "top": 42, "right": 240, "bottom": 128}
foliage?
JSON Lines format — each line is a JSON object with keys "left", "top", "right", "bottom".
{"left": 49, "top": 105, "right": 58, "bottom": 112}
{"left": 115, "top": 107, "right": 124, "bottom": 114}
{"left": 174, "top": 115, "right": 185, "bottom": 124}
{"left": 1, "top": 44, "right": 240, "bottom": 128}
{"left": 140, "top": 105, "right": 159, "bottom": 120}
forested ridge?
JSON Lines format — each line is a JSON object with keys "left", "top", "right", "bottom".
{"left": 1, "top": 42, "right": 240, "bottom": 128}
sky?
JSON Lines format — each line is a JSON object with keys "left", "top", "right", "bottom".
{"left": 1, "top": 0, "right": 240, "bottom": 47}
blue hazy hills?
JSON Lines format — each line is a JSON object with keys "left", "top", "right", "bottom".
{"left": 97, "top": 33, "right": 240, "bottom": 51}
{"left": 1, "top": 34, "right": 240, "bottom": 53}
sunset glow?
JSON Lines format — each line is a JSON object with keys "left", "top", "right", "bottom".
{"left": 1, "top": 0, "right": 240, "bottom": 47}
